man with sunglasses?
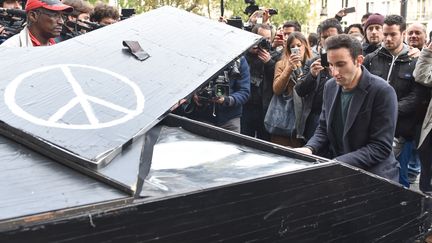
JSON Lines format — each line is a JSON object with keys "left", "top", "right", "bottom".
{"left": 1, "top": 0, "right": 73, "bottom": 47}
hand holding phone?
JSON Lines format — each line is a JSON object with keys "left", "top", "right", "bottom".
{"left": 320, "top": 52, "right": 329, "bottom": 68}
{"left": 291, "top": 47, "right": 300, "bottom": 55}
{"left": 344, "top": 7, "right": 356, "bottom": 14}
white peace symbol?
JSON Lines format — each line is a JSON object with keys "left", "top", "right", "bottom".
{"left": 4, "top": 64, "right": 145, "bottom": 129}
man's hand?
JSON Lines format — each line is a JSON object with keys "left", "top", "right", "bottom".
{"left": 336, "top": 8, "right": 347, "bottom": 18}
{"left": 257, "top": 48, "right": 271, "bottom": 63}
{"left": 193, "top": 94, "right": 203, "bottom": 106}
{"left": 272, "top": 34, "right": 284, "bottom": 49}
{"left": 427, "top": 41, "right": 432, "bottom": 51}
{"left": 408, "top": 47, "right": 421, "bottom": 58}
{"left": 310, "top": 59, "right": 324, "bottom": 78}
{"left": 212, "top": 96, "right": 225, "bottom": 104}
{"left": 293, "top": 147, "right": 313, "bottom": 155}
{"left": 218, "top": 16, "right": 227, "bottom": 24}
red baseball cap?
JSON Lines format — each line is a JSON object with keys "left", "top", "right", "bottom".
{"left": 25, "top": 0, "right": 73, "bottom": 12}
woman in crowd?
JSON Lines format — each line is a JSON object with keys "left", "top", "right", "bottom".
{"left": 271, "top": 32, "right": 312, "bottom": 147}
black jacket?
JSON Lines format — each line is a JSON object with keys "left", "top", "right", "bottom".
{"left": 245, "top": 50, "right": 281, "bottom": 113}
{"left": 363, "top": 45, "right": 428, "bottom": 139}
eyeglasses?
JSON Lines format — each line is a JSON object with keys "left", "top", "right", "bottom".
{"left": 35, "top": 9, "right": 67, "bottom": 21}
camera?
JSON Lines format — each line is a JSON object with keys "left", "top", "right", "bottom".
{"left": 268, "top": 8, "right": 278, "bottom": 15}
{"left": 196, "top": 59, "right": 241, "bottom": 103}
{"left": 197, "top": 72, "right": 230, "bottom": 103}
{"left": 244, "top": 0, "right": 259, "bottom": 16}
{"left": 258, "top": 38, "right": 271, "bottom": 51}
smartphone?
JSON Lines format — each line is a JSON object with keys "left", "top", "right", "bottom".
{"left": 345, "top": 7, "right": 356, "bottom": 13}
{"left": 291, "top": 47, "right": 300, "bottom": 55}
{"left": 276, "top": 33, "right": 284, "bottom": 39}
{"left": 320, "top": 52, "right": 329, "bottom": 67}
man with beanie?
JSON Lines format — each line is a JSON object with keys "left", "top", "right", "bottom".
{"left": 363, "top": 13, "right": 384, "bottom": 56}
{"left": 363, "top": 15, "right": 429, "bottom": 187}
{"left": 1, "top": 0, "right": 73, "bottom": 47}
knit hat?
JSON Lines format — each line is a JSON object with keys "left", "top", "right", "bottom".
{"left": 364, "top": 14, "right": 384, "bottom": 31}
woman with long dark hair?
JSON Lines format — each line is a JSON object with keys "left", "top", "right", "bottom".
{"left": 270, "top": 32, "right": 312, "bottom": 147}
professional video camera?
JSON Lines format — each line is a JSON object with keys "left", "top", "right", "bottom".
{"left": 0, "top": 7, "right": 26, "bottom": 42}
{"left": 257, "top": 38, "right": 271, "bottom": 51}
{"left": 244, "top": 0, "right": 259, "bottom": 16}
{"left": 197, "top": 73, "right": 230, "bottom": 103}
{"left": 196, "top": 59, "right": 241, "bottom": 103}
{"left": 120, "top": 8, "right": 135, "bottom": 20}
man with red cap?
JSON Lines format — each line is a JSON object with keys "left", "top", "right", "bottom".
{"left": 1, "top": 0, "right": 73, "bottom": 47}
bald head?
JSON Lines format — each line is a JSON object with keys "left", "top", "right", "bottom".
{"left": 407, "top": 22, "right": 427, "bottom": 49}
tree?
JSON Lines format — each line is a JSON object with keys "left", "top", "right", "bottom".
{"left": 87, "top": 0, "right": 310, "bottom": 28}
{"left": 223, "top": 0, "right": 310, "bottom": 27}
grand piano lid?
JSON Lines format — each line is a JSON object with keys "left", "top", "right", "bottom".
{"left": 0, "top": 6, "right": 261, "bottom": 170}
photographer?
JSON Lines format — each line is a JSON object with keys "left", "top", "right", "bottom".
{"left": 270, "top": 32, "right": 312, "bottom": 147}
{"left": 179, "top": 57, "right": 250, "bottom": 132}
{"left": 241, "top": 24, "right": 280, "bottom": 141}
{"left": 90, "top": 3, "right": 119, "bottom": 26}
{"left": 294, "top": 18, "right": 342, "bottom": 145}
{"left": 0, "top": 0, "right": 24, "bottom": 43}
{"left": 1, "top": 0, "right": 73, "bottom": 47}
{"left": 272, "top": 21, "right": 301, "bottom": 51}
{"left": 55, "top": 0, "right": 93, "bottom": 42}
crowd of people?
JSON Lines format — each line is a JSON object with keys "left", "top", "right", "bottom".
{"left": 178, "top": 8, "right": 432, "bottom": 195}
{"left": 1, "top": 1, "right": 432, "bottom": 194}
{"left": 0, "top": 0, "right": 120, "bottom": 46}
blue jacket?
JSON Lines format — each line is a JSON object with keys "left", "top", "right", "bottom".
{"left": 306, "top": 67, "right": 399, "bottom": 181}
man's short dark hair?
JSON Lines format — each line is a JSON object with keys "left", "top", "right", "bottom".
{"left": 317, "top": 18, "right": 343, "bottom": 36}
{"left": 251, "top": 23, "right": 271, "bottom": 34}
{"left": 345, "top": 23, "right": 364, "bottom": 36}
{"left": 90, "top": 3, "right": 119, "bottom": 23}
{"left": 325, "top": 34, "right": 362, "bottom": 61}
{"left": 308, "top": 33, "right": 318, "bottom": 47}
{"left": 361, "top": 13, "right": 372, "bottom": 21}
{"left": 384, "top": 14, "right": 406, "bottom": 32}
{"left": 283, "top": 20, "right": 301, "bottom": 32}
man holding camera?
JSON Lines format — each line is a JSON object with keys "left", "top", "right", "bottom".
{"left": 1, "top": 0, "right": 73, "bottom": 47}
{"left": 178, "top": 57, "right": 250, "bottom": 133}
{"left": 241, "top": 24, "right": 280, "bottom": 140}
{"left": 0, "top": 0, "right": 24, "bottom": 43}
{"left": 294, "top": 18, "right": 342, "bottom": 142}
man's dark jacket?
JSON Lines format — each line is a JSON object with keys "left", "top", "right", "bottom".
{"left": 306, "top": 67, "right": 399, "bottom": 181}
{"left": 363, "top": 45, "right": 428, "bottom": 139}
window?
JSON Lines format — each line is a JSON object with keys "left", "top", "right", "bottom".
{"left": 366, "top": 1, "right": 374, "bottom": 13}
{"left": 343, "top": 0, "right": 349, "bottom": 8}
{"left": 322, "top": 0, "right": 327, "bottom": 8}
{"left": 417, "top": 0, "right": 426, "bottom": 19}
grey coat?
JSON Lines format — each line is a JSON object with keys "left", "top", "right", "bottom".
{"left": 413, "top": 47, "right": 432, "bottom": 147}
{"left": 306, "top": 67, "right": 399, "bottom": 181}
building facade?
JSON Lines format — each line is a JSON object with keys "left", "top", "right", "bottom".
{"left": 308, "top": 0, "right": 431, "bottom": 38}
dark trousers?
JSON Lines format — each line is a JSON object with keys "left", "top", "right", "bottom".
{"left": 419, "top": 132, "right": 432, "bottom": 192}
{"left": 241, "top": 103, "right": 270, "bottom": 141}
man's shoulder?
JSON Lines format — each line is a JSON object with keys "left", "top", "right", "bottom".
{"left": 0, "top": 34, "right": 21, "bottom": 47}
{"left": 362, "top": 68, "right": 393, "bottom": 93}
